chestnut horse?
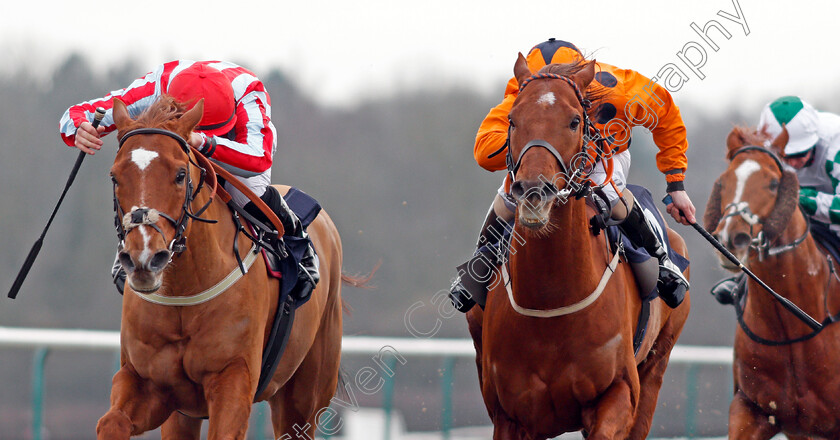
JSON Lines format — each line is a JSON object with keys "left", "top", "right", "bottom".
{"left": 96, "top": 97, "right": 344, "bottom": 440}
{"left": 465, "top": 55, "right": 690, "bottom": 439}
{"left": 705, "top": 127, "right": 840, "bottom": 439}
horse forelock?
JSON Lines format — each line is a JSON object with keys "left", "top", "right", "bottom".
{"left": 117, "top": 95, "right": 192, "bottom": 142}
{"left": 537, "top": 60, "right": 610, "bottom": 109}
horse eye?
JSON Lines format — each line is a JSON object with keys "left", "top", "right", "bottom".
{"left": 175, "top": 169, "right": 187, "bottom": 185}
{"left": 570, "top": 115, "right": 581, "bottom": 131}
{"left": 769, "top": 178, "right": 779, "bottom": 192}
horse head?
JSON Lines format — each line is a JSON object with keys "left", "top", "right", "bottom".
{"left": 109, "top": 96, "right": 205, "bottom": 292}
{"left": 705, "top": 126, "right": 800, "bottom": 270}
{"left": 506, "top": 53, "right": 596, "bottom": 231}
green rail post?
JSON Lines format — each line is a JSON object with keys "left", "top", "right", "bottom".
{"left": 32, "top": 348, "right": 49, "bottom": 440}
{"left": 685, "top": 363, "right": 699, "bottom": 438}
{"left": 250, "top": 401, "right": 269, "bottom": 440}
{"left": 440, "top": 356, "right": 456, "bottom": 440}
{"left": 382, "top": 356, "right": 399, "bottom": 440}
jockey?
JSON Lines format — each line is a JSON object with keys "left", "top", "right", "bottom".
{"left": 59, "top": 60, "right": 319, "bottom": 299}
{"left": 713, "top": 96, "right": 840, "bottom": 304}
{"left": 760, "top": 96, "right": 840, "bottom": 228}
{"left": 450, "top": 38, "right": 695, "bottom": 312}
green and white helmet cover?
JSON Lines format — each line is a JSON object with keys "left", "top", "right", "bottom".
{"left": 758, "top": 96, "right": 819, "bottom": 156}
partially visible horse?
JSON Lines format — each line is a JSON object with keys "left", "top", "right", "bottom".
{"left": 706, "top": 126, "right": 840, "bottom": 439}
{"left": 465, "top": 54, "right": 690, "bottom": 439}
{"left": 96, "top": 96, "right": 345, "bottom": 440}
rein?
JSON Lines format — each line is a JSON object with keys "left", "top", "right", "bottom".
{"left": 487, "top": 72, "right": 609, "bottom": 203}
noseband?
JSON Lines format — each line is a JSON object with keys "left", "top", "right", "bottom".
{"left": 725, "top": 146, "right": 807, "bottom": 259}
{"left": 488, "top": 72, "right": 608, "bottom": 203}
{"left": 114, "top": 128, "right": 217, "bottom": 254}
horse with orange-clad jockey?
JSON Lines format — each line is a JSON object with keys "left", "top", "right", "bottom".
{"left": 450, "top": 38, "right": 695, "bottom": 312}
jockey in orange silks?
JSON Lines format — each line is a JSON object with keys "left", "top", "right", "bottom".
{"left": 450, "top": 38, "right": 696, "bottom": 312}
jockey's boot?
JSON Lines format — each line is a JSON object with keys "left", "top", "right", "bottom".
{"left": 711, "top": 273, "right": 746, "bottom": 305}
{"left": 449, "top": 206, "right": 506, "bottom": 313}
{"left": 618, "top": 199, "right": 689, "bottom": 308}
{"left": 245, "top": 186, "right": 320, "bottom": 301}
{"left": 111, "top": 253, "right": 126, "bottom": 295}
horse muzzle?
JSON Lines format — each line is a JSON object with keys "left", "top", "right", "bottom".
{"left": 119, "top": 248, "right": 172, "bottom": 293}
{"left": 712, "top": 229, "right": 752, "bottom": 271}
{"left": 511, "top": 179, "right": 557, "bottom": 228}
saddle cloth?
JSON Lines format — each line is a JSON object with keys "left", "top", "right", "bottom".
{"left": 607, "top": 184, "right": 690, "bottom": 301}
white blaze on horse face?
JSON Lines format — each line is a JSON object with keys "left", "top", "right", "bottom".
{"left": 131, "top": 148, "right": 159, "bottom": 171}
{"left": 722, "top": 159, "right": 761, "bottom": 244}
{"left": 536, "top": 92, "right": 556, "bottom": 106}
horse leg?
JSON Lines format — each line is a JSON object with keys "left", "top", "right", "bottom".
{"left": 492, "top": 411, "right": 532, "bottom": 440}
{"left": 204, "top": 359, "right": 254, "bottom": 440}
{"left": 627, "top": 304, "right": 689, "bottom": 440}
{"left": 581, "top": 380, "right": 634, "bottom": 440}
{"left": 729, "top": 389, "right": 781, "bottom": 440}
{"left": 466, "top": 306, "right": 484, "bottom": 388}
{"left": 268, "top": 313, "right": 342, "bottom": 438}
{"left": 267, "top": 346, "right": 341, "bottom": 438}
{"left": 160, "top": 412, "right": 202, "bottom": 440}
{"left": 96, "top": 367, "right": 172, "bottom": 439}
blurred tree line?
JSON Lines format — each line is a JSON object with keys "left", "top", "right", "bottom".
{"left": 0, "top": 54, "right": 777, "bottom": 437}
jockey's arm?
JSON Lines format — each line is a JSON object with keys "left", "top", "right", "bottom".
{"left": 800, "top": 142, "right": 840, "bottom": 225}
{"left": 474, "top": 78, "right": 519, "bottom": 172}
{"left": 620, "top": 68, "right": 695, "bottom": 225}
{"left": 59, "top": 63, "right": 168, "bottom": 152}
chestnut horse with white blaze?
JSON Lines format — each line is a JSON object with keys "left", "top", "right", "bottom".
{"left": 96, "top": 97, "right": 345, "bottom": 440}
{"left": 465, "top": 54, "right": 690, "bottom": 439}
{"left": 706, "top": 127, "right": 840, "bottom": 439}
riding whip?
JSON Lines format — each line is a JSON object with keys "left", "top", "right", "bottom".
{"left": 8, "top": 108, "right": 107, "bottom": 299}
{"left": 663, "top": 194, "right": 822, "bottom": 331}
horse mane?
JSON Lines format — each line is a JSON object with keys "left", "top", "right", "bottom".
{"left": 117, "top": 95, "right": 191, "bottom": 140}
{"left": 538, "top": 59, "right": 611, "bottom": 117}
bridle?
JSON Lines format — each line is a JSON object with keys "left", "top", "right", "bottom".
{"left": 113, "top": 128, "right": 217, "bottom": 256}
{"left": 487, "top": 72, "right": 609, "bottom": 203}
{"left": 723, "top": 146, "right": 808, "bottom": 260}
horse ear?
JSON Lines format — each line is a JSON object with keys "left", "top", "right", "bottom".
{"left": 572, "top": 60, "right": 596, "bottom": 91}
{"left": 770, "top": 124, "right": 790, "bottom": 154}
{"left": 113, "top": 98, "right": 133, "bottom": 131}
{"left": 514, "top": 52, "right": 532, "bottom": 88}
{"left": 180, "top": 98, "right": 204, "bottom": 133}
{"left": 725, "top": 127, "right": 746, "bottom": 159}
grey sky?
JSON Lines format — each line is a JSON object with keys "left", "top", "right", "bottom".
{"left": 1, "top": 0, "right": 833, "bottom": 116}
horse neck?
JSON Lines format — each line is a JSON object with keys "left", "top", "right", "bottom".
{"left": 509, "top": 199, "right": 602, "bottom": 309}
{"left": 747, "top": 209, "right": 830, "bottom": 326}
{"left": 167, "top": 175, "right": 239, "bottom": 287}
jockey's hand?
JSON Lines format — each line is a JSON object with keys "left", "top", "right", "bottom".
{"left": 74, "top": 121, "right": 105, "bottom": 155}
{"left": 188, "top": 132, "right": 204, "bottom": 149}
{"left": 666, "top": 190, "right": 697, "bottom": 226}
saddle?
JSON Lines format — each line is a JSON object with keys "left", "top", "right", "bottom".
{"left": 205, "top": 156, "right": 322, "bottom": 400}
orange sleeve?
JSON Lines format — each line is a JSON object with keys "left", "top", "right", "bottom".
{"left": 619, "top": 68, "right": 689, "bottom": 186}
{"left": 474, "top": 77, "right": 519, "bottom": 171}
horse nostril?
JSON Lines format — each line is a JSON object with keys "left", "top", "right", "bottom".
{"left": 118, "top": 251, "right": 135, "bottom": 273}
{"left": 732, "top": 232, "right": 752, "bottom": 249}
{"left": 148, "top": 250, "right": 172, "bottom": 272}
{"left": 510, "top": 181, "right": 525, "bottom": 200}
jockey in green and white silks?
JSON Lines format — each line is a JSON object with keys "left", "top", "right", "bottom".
{"left": 712, "top": 96, "right": 840, "bottom": 304}
{"left": 759, "top": 96, "right": 840, "bottom": 236}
